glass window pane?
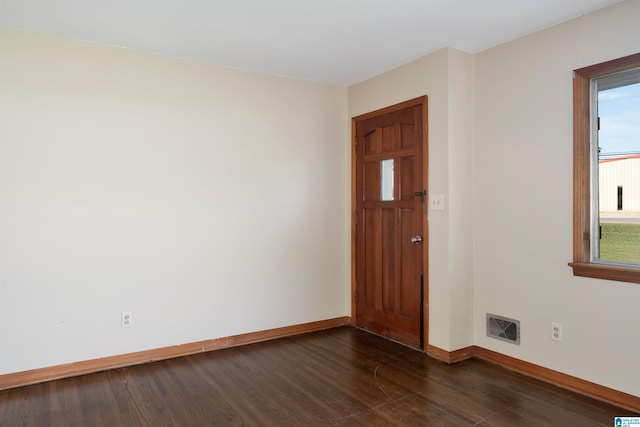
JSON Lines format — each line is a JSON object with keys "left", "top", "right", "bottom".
{"left": 595, "top": 74, "right": 640, "bottom": 264}
{"left": 381, "top": 159, "right": 394, "bottom": 201}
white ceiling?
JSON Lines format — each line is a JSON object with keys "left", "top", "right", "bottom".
{"left": 0, "top": 0, "right": 623, "bottom": 85}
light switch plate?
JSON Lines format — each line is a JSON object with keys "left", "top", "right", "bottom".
{"left": 430, "top": 193, "right": 444, "bottom": 211}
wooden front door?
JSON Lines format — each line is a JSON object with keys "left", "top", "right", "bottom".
{"left": 353, "top": 96, "right": 427, "bottom": 349}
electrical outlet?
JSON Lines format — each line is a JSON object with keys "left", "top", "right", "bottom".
{"left": 551, "top": 322, "right": 562, "bottom": 342}
{"left": 121, "top": 311, "right": 132, "bottom": 328}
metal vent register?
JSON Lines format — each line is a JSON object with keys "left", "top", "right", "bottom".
{"left": 486, "top": 313, "right": 520, "bottom": 345}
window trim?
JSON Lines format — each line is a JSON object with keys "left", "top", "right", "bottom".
{"left": 570, "top": 52, "right": 640, "bottom": 284}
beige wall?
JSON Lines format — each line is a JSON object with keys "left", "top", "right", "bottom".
{"left": 474, "top": 0, "right": 640, "bottom": 396}
{"left": 0, "top": 27, "right": 350, "bottom": 374}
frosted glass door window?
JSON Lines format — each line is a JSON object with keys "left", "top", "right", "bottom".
{"left": 381, "top": 159, "right": 394, "bottom": 201}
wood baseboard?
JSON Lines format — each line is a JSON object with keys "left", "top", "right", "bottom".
{"left": 427, "top": 344, "right": 474, "bottom": 364}
{"left": 0, "top": 316, "right": 351, "bottom": 391}
{"left": 472, "top": 346, "right": 639, "bottom": 414}
{"left": 426, "top": 344, "right": 639, "bottom": 414}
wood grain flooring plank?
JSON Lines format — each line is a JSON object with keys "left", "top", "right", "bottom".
{"left": 0, "top": 327, "right": 635, "bottom": 426}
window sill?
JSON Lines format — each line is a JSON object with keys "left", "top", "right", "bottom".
{"left": 569, "top": 262, "right": 640, "bottom": 284}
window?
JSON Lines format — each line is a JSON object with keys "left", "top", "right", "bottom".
{"left": 617, "top": 186, "right": 623, "bottom": 211}
{"left": 571, "top": 53, "right": 640, "bottom": 284}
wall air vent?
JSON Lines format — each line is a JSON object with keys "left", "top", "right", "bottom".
{"left": 486, "top": 313, "right": 520, "bottom": 345}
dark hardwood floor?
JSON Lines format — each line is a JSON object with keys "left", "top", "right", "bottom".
{"left": 0, "top": 327, "right": 634, "bottom": 426}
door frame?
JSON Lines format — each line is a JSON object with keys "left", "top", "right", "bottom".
{"left": 351, "top": 95, "right": 429, "bottom": 349}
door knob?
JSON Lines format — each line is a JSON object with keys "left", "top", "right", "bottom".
{"left": 411, "top": 235, "right": 423, "bottom": 245}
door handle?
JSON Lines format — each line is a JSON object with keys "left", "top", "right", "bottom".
{"left": 411, "top": 235, "right": 423, "bottom": 245}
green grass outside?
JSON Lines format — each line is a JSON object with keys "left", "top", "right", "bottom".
{"left": 599, "top": 223, "right": 640, "bottom": 263}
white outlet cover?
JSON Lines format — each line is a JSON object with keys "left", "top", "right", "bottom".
{"left": 551, "top": 322, "right": 562, "bottom": 342}
{"left": 121, "top": 311, "right": 132, "bottom": 328}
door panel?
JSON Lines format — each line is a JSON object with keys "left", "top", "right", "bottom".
{"left": 363, "top": 162, "right": 381, "bottom": 201}
{"left": 363, "top": 208, "right": 380, "bottom": 308}
{"left": 399, "top": 208, "right": 415, "bottom": 319}
{"left": 354, "top": 97, "right": 427, "bottom": 349}
{"left": 381, "top": 208, "right": 396, "bottom": 312}
{"left": 400, "top": 157, "right": 415, "bottom": 199}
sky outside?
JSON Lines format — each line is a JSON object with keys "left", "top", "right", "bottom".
{"left": 598, "top": 82, "right": 640, "bottom": 159}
